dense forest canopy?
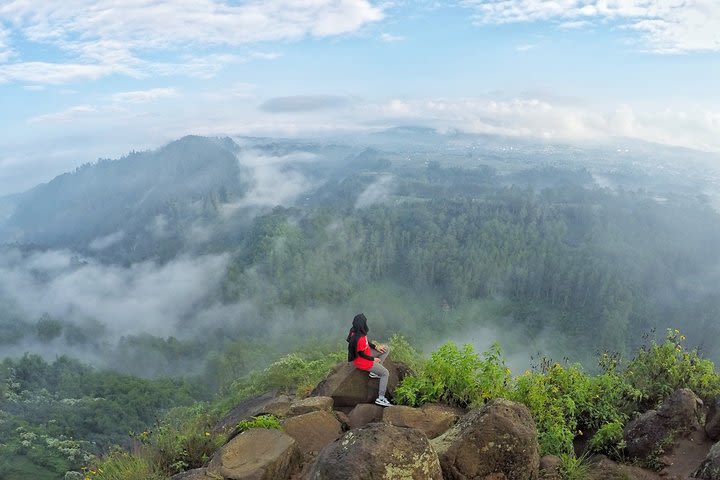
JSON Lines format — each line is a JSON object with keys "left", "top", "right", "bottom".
{"left": 1, "top": 131, "right": 719, "bottom": 477}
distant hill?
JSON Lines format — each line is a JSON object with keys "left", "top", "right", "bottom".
{"left": 6, "top": 136, "right": 248, "bottom": 258}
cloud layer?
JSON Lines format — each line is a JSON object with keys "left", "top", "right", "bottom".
{"left": 0, "top": 0, "right": 383, "bottom": 84}
{"left": 462, "top": 0, "right": 720, "bottom": 52}
{"left": 0, "top": 248, "right": 230, "bottom": 338}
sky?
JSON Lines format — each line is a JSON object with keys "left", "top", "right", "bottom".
{"left": 1, "top": 0, "right": 720, "bottom": 195}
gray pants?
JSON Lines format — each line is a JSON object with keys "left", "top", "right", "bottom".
{"left": 369, "top": 346, "right": 390, "bottom": 397}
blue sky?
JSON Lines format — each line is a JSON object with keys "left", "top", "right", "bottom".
{"left": 1, "top": 0, "right": 720, "bottom": 194}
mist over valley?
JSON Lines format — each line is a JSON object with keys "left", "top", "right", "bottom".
{"left": 2, "top": 131, "right": 720, "bottom": 378}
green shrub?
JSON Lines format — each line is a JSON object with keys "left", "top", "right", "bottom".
{"left": 558, "top": 453, "right": 590, "bottom": 480}
{"left": 213, "top": 348, "right": 344, "bottom": 416}
{"left": 588, "top": 420, "right": 625, "bottom": 459}
{"left": 511, "top": 366, "right": 578, "bottom": 455}
{"left": 236, "top": 415, "right": 281, "bottom": 433}
{"left": 388, "top": 333, "right": 422, "bottom": 372}
{"left": 141, "top": 404, "right": 226, "bottom": 475}
{"left": 84, "top": 447, "right": 164, "bottom": 480}
{"left": 395, "top": 341, "right": 510, "bottom": 407}
{"left": 626, "top": 329, "right": 720, "bottom": 409}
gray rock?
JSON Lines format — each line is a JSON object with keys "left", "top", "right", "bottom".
{"left": 539, "top": 455, "right": 561, "bottom": 480}
{"left": 346, "top": 403, "right": 384, "bottom": 429}
{"left": 212, "top": 391, "right": 292, "bottom": 437}
{"left": 207, "top": 428, "right": 302, "bottom": 480}
{"left": 311, "top": 360, "right": 408, "bottom": 408}
{"left": 431, "top": 398, "right": 540, "bottom": 480}
{"left": 382, "top": 404, "right": 459, "bottom": 439}
{"left": 309, "top": 422, "right": 442, "bottom": 480}
{"left": 287, "top": 396, "right": 334, "bottom": 417}
{"left": 282, "top": 410, "right": 342, "bottom": 455}
{"left": 624, "top": 388, "right": 702, "bottom": 459}
{"left": 706, "top": 396, "right": 720, "bottom": 441}
{"left": 695, "top": 441, "right": 720, "bottom": 480}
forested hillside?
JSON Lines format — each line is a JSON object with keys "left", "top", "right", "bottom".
{"left": 1, "top": 133, "right": 719, "bottom": 478}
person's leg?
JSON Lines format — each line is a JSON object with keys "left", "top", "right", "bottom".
{"left": 369, "top": 363, "right": 390, "bottom": 398}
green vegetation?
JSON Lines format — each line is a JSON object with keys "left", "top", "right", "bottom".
{"left": 3, "top": 140, "right": 720, "bottom": 478}
{"left": 396, "top": 329, "right": 720, "bottom": 459}
{"left": 236, "top": 415, "right": 281, "bottom": 433}
{"left": 0, "top": 355, "right": 205, "bottom": 479}
{"left": 5, "top": 329, "right": 718, "bottom": 478}
{"left": 394, "top": 342, "right": 510, "bottom": 407}
{"left": 558, "top": 453, "right": 591, "bottom": 480}
{"left": 626, "top": 329, "right": 720, "bottom": 410}
{"left": 83, "top": 448, "right": 164, "bottom": 480}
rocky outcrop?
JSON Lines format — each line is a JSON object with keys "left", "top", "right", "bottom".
{"left": 207, "top": 428, "right": 302, "bottom": 480}
{"left": 282, "top": 410, "right": 342, "bottom": 455}
{"left": 382, "top": 404, "right": 460, "bottom": 439}
{"left": 624, "top": 388, "right": 703, "bottom": 459}
{"left": 431, "top": 398, "right": 540, "bottom": 480}
{"left": 588, "top": 455, "right": 661, "bottom": 480}
{"left": 706, "top": 397, "right": 720, "bottom": 442}
{"left": 695, "top": 442, "right": 720, "bottom": 480}
{"left": 308, "top": 422, "right": 443, "bottom": 480}
{"left": 346, "top": 403, "right": 384, "bottom": 429}
{"left": 212, "top": 391, "right": 292, "bottom": 436}
{"left": 311, "top": 360, "right": 407, "bottom": 407}
{"left": 287, "top": 396, "right": 333, "bottom": 417}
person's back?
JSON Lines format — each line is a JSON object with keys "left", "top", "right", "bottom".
{"left": 346, "top": 313, "right": 392, "bottom": 406}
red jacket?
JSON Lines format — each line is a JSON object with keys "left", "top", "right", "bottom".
{"left": 353, "top": 335, "right": 374, "bottom": 370}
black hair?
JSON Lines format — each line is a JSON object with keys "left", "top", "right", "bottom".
{"left": 347, "top": 313, "right": 369, "bottom": 361}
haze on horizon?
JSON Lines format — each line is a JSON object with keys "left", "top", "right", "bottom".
{"left": 1, "top": 0, "right": 720, "bottom": 195}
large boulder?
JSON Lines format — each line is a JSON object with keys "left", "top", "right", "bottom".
{"left": 347, "top": 403, "right": 384, "bottom": 429}
{"left": 287, "top": 396, "right": 333, "bottom": 417}
{"left": 695, "top": 441, "right": 720, "bottom": 480}
{"left": 311, "top": 360, "right": 407, "bottom": 407}
{"left": 383, "top": 404, "right": 460, "bottom": 439}
{"left": 207, "top": 428, "right": 302, "bottom": 480}
{"left": 623, "top": 388, "right": 702, "bottom": 459}
{"left": 212, "top": 391, "right": 292, "bottom": 436}
{"left": 308, "top": 422, "right": 442, "bottom": 480}
{"left": 282, "top": 410, "right": 342, "bottom": 455}
{"left": 431, "top": 398, "right": 540, "bottom": 480}
{"left": 706, "top": 397, "right": 720, "bottom": 442}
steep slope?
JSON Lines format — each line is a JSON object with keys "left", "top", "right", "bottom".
{"left": 7, "top": 136, "right": 248, "bottom": 258}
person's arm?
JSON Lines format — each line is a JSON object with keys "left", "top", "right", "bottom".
{"left": 358, "top": 351, "right": 375, "bottom": 361}
{"left": 357, "top": 336, "right": 375, "bottom": 361}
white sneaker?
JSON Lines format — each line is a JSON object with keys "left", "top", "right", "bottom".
{"left": 369, "top": 372, "right": 381, "bottom": 379}
{"left": 375, "top": 396, "right": 392, "bottom": 407}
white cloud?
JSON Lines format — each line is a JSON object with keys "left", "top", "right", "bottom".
{"left": 380, "top": 32, "right": 404, "bottom": 42}
{"left": 0, "top": 61, "right": 136, "bottom": 85}
{"left": 462, "top": 0, "right": 720, "bottom": 52}
{"left": 29, "top": 105, "right": 97, "bottom": 124}
{"left": 356, "top": 174, "right": 395, "bottom": 208}
{"left": 0, "top": 0, "right": 383, "bottom": 84}
{"left": 6, "top": 89, "right": 720, "bottom": 198}
{"left": 0, "top": 25, "right": 12, "bottom": 62}
{"left": 231, "top": 150, "right": 318, "bottom": 209}
{"left": 515, "top": 43, "right": 538, "bottom": 51}
{"left": 111, "top": 87, "right": 177, "bottom": 104}
{"left": 366, "top": 96, "right": 720, "bottom": 152}
{"left": 89, "top": 231, "right": 125, "bottom": 251}
{"left": 0, "top": 248, "right": 230, "bottom": 337}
